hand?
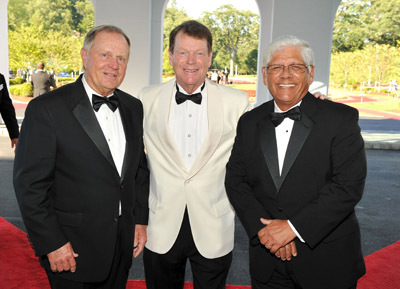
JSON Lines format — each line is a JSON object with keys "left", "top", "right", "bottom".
{"left": 133, "top": 224, "right": 147, "bottom": 258}
{"left": 274, "top": 241, "right": 297, "bottom": 261}
{"left": 11, "top": 138, "right": 18, "bottom": 153}
{"left": 47, "top": 242, "right": 79, "bottom": 273}
{"left": 258, "top": 218, "right": 296, "bottom": 254}
{"left": 312, "top": 91, "right": 332, "bottom": 100}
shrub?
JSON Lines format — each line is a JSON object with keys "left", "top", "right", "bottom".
{"left": 9, "top": 86, "right": 21, "bottom": 96}
{"left": 20, "top": 83, "right": 33, "bottom": 97}
{"left": 9, "top": 77, "right": 23, "bottom": 85}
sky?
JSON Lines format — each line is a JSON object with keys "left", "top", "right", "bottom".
{"left": 167, "top": 0, "right": 260, "bottom": 19}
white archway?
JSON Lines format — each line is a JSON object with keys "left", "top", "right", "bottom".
{"left": 1, "top": 0, "right": 341, "bottom": 102}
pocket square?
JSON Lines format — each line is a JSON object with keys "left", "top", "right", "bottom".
{"left": 0, "top": 84, "right": 3, "bottom": 91}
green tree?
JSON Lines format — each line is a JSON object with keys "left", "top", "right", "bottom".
{"left": 162, "top": 1, "right": 190, "bottom": 74}
{"left": 333, "top": 0, "right": 400, "bottom": 52}
{"left": 201, "top": 5, "right": 259, "bottom": 75}
{"left": 8, "top": 0, "right": 93, "bottom": 77}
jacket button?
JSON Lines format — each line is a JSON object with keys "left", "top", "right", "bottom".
{"left": 278, "top": 207, "right": 284, "bottom": 212}
{"left": 114, "top": 217, "right": 118, "bottom": 222}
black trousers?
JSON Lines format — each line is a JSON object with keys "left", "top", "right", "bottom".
{"left": 45, "top": 218, "right": 129, "bottom": 289}
{"left": 144, "top": 209, "right": 232, "bottom": 289}
{"left": 251, "top": 258, "right": 357, "bottom": 289}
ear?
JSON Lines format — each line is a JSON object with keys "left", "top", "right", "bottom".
{"left": 80, "top": 48, "right": 87, "bottom": 69}
{"left": 169, "top": 50, "right": 173, "bottom": 66}
{"left": 262, "top": 66, "right": 268, "bottom": 86}
{"left": 308, "top": 65, "right": 315, "bottom": 84}
{"left": 207, "top": 51, "right": 213, "bottom": 68}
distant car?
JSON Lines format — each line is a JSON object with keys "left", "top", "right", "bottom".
{"left": 57, "top": 72, "right": 71, "bottom": 77}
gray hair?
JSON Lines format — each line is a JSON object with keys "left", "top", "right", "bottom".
{"left": 262, "top": 35, "right": 315, "bottom": 73}
{"left": 82, "top": 24, "right": 131, "bottom": 54}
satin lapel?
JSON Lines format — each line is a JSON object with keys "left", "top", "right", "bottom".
{"left": 115, "top": 92, "right": 135, "bottom": 183}
{"left": 280, "top": 93, "right": 316, "bottom": 184}
{"left": 188, "top": 79, "right": 223, "bottom": 178}
{"left": 156, "top": 79, "right": 188, "bottom": 173}
{"left": 71, "top": 82, "right": 117, "bottom": 172}
{"left": 258, "top": 102, "right": 281, "bottom": 191}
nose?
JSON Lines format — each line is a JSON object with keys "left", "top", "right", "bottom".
{"left": 109, "top": 57, "right": 119, "bottom": 69}
{"left": 280, "top": 66, "right": 293, "bottom": 78}
{"left": 187, "top": 53, "right": 196, "bottom": 64}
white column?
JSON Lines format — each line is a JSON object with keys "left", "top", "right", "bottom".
{"left": 93, "top": 0, "right": 153, "bottom": 96}
{"left": 254, "top": 0, "right": 341, "bottom": 106}
{"left": 0, "top": 0, "right": 9, "bottom": 86}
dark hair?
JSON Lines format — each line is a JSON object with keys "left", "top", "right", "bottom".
{"left": 37, "top": 61, "right": 45, "bottom": 70}
{"left": 83, "top": 24, "right": 131, "bottom": 53}
{"left": 169, "top": 20, "right": 212, "bottom": 54}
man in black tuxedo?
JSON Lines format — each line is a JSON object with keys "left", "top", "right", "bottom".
{"left": 14, "top": 25, "right": 149, "bottom": 289}
{"left": 0, "top": 73, "right": 19, "bottom": 151}
{"left": 225, "top": 35, "right": 366, "bottom": 289}
{"left": 31, "top": 61, "right": 57, "bottom": 97}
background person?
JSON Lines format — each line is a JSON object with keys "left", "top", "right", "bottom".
{"left": 225, "top": 35, "right": 366, "bottom": 289}
{"left": 31, "top": 61, "right": 57, "bottom": 97}
{"left": 14, "top": 25, "right": 149, "bottom": 289}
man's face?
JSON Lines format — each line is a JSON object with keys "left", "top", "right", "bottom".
{"left": 262, "top": 46, "right": 314, "bottom": 111}
{"left": 169, "top": 31, "right": 212, "bottom": 94}
{"left": 81, "top": 31, "right": 129, "bottom": 96}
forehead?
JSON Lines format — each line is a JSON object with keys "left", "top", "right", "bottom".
{"left": 92, "top": 31, "right": 129, "bottom": 50}
{"left": 270, "top": 46, "right": 303, "bottom": 63}
{"left": 174, "top": 32, "right": 208, "bottom": 51}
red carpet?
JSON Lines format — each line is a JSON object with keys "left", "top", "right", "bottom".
{"left": 0, "top": 217, "right": 399, "bottom": 288}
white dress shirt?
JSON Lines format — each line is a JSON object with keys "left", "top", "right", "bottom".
{"left": 169, "top": 82, "right": 208, "bottom": 171}
{"left": 274, "top": 101, "right": 305, "bottom": 243}
{"left": 82, "top": 75, "right": 126, "bottom": 213}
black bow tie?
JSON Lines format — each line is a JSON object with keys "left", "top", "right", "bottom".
{"left": 270, "top": 106, "right": 302, "bottom": 127}
{"left": 175, "top": 83, "right": 205, "bottom": 105}
{"left": 92, "top": 94, "right": 119, "bottom": 112}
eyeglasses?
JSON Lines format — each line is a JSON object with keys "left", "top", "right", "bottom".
{"left": 266, "top": 64, "right": 310, "bottom": 75}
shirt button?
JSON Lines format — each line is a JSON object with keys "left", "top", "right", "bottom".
{"left": 188, "top": 134, "right": 191, "bottom": 138}
{"left": 188, "top": 154, "right": 192, "bottom": 157}
{"left": 189, "top": 114, "right": 192, "bottom": 117}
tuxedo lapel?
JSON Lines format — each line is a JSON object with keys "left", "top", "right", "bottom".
{"left": 71, "top": 79, "right": 117, "bottom": 173}
{"left": 157, "top": 79, "right": 188, "bottom": 173}
{"left": 258, "top": 102, "right": 281, "bottom": 191}
{"left": 280, "top": 93, "right": 316, "bottom": 184}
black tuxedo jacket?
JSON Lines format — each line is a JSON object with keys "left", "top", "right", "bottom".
{"left": 225, "top": 93, "right": 366, "bottom": 289}
{"left": 0, "top": 73, "right": 19, "bottom": 139}
{"left": 14, "top": 75, "right": 149, "bottom": 282}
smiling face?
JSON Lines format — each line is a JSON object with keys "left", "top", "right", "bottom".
{"left": 169, "top": 31, "right": 212, "bottom": 94}
{"left": 262, "top": 46, "right": 314, "bottom": 111}
{"left": 81, "top": 31, "right": 130, "bottom": 96}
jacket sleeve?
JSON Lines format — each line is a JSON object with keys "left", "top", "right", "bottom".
{"left": 0, "top": 74, "right": 19, "bottom": 139}
{"left": 225, "top": 115, "right": 270, "bottom": 243}
{"left": 13, "top": 99, "right": 68, "bottom": 256}
{"left": 290, "top": 108, "right": 367, "bottom": 248}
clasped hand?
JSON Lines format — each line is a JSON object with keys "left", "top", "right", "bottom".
{"left": 257, "top": 218, "right": 297, "bottom": 261}
{"left": 47, "top": 242, "right": 79, "bottom": 273}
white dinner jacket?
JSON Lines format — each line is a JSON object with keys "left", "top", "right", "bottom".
{"left": 139, "top": 78, "right": 251, "bottom": 258}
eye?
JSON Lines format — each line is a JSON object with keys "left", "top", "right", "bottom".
{"left": 102, "top": 53, "right": 107, "bottom": 58}
{"left": 118, "top": 56, "right": 124, "bottom": 62}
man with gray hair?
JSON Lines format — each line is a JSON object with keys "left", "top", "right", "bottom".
{"left": 225, "top": 35, "right": 366, "bottom": 289}
{"left": 14, "top": 25, "right": 149, "bottom": 288}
